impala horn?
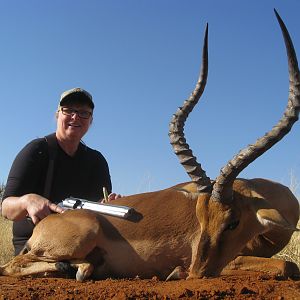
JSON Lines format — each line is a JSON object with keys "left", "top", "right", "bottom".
{"left": 169, "top": 24, "right": 212, "bottom": 193}
{"left": 211, "top": 9, "right": 300, "bottom": 203}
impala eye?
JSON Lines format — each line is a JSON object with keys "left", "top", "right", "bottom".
{"left": 225, "top": 220, "right": 240, "bottom": 231}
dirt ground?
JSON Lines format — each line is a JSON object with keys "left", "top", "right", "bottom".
{"left": 0, "top": 270, "right": 299, "bottom": 299}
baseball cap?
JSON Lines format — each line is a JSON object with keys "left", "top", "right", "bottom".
{"left": 59, "top": 87, "right": 94, "bottom": 109}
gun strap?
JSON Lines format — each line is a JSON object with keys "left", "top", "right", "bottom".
{"left": 43, "top": 134, "right": 58, "bottom": 199}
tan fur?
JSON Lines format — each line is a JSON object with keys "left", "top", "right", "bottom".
{"left": 223, "top": 256, "right": 299, "bottom": 277}
{"left": 1, "top": 178, "right": 299, "bottom": 280}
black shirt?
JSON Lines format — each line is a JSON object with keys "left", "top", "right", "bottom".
{"left": 3, "top": 133, "right": 112, "bottom": 254}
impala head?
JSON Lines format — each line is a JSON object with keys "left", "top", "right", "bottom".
{"left": 191, "top": 186, "right": 268, "bottom": 277}
{"left": 169, "top": 10, "right": 300, "bottom": 277}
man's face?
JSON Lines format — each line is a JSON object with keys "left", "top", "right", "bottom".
{"left": 56, "top": 104, "right": 93, "bottom": 142}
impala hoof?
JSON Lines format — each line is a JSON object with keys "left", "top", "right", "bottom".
{"left": 75, "top": 263, "right": 94, "bottom": 282}
{"left": 165, "top": 266, "right": 187, "bottom": 281}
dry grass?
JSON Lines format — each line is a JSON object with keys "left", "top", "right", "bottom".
{"left": 274, "top": 171, "right": 300, "bottom": 269}
{"left": 0, "top": 216, "right": 13, "bottom": 265}
{"left": 0, "top": 183, "right": 14, "bottom": 264}
{"left": 273, "top": 215, "right": 300, "bottom": 268}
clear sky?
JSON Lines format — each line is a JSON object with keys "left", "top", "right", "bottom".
{"left": 0, "top": 1, "right": 300, "bottom": 197}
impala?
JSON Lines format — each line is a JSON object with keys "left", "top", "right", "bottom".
{"left": 1, "top": 10, "right": 299, "bottom": 281}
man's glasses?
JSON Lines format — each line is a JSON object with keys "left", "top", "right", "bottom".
{"left": 60, "top": 107, "right": 93, "bottom": 119}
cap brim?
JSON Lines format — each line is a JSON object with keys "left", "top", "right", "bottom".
{"left": 60, "top": 93, "right": 94, "bottom": 109}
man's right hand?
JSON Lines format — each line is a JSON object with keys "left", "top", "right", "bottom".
{"left": 1, "top": 194, "right": 64, "bottom": 224}
{"left": 22, "top": 194, "right": 65, "bottom": 224}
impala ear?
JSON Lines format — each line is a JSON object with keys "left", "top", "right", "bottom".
{"left": 256, "top": 208, "right": 299, "bottom": 232}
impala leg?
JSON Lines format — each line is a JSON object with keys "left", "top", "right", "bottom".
{"left": 69, "top": 259, "right": 94, "bottom": 282}
{"left": 223, "top": 256, "right": 300, "bottom": 278}
{"left": 165, "top": 266, "right": 188, "bottom": 281}
{"left": 0, "top": 254, "right": 61, "bottom": 277}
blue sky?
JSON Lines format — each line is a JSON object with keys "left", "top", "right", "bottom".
{"left": 0, "top": 1, "right": 300, "bottom": 197}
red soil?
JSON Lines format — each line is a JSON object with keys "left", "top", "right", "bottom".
{"left": 0, "top": 270, "right": 299, "bottom": 299}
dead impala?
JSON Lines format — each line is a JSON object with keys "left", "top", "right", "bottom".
{"left": 1, "top": 10, "right": 299, "bottom": 281}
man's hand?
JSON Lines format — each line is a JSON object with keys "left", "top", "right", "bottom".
{"left": 21, "top": 193, "right": 65, "bottom": 224}
{"left": 108, "top": 193, "right": 122, "bottom": 201}
{"left": 101, "top": 192, "right": 122, "bottom": 203}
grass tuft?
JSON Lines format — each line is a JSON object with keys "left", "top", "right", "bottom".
{"left": 0, "top": 183, "right": 14, "bottom": 264}
{"left": 0, "top": 216, "right": 13, "bottom": 265}
{"left": 272, "top": 217, "right": 300, "bottom": 269}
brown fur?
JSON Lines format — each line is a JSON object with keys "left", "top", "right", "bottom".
{"left": 224, "top": 256, "right": 300, "bottom": 278}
